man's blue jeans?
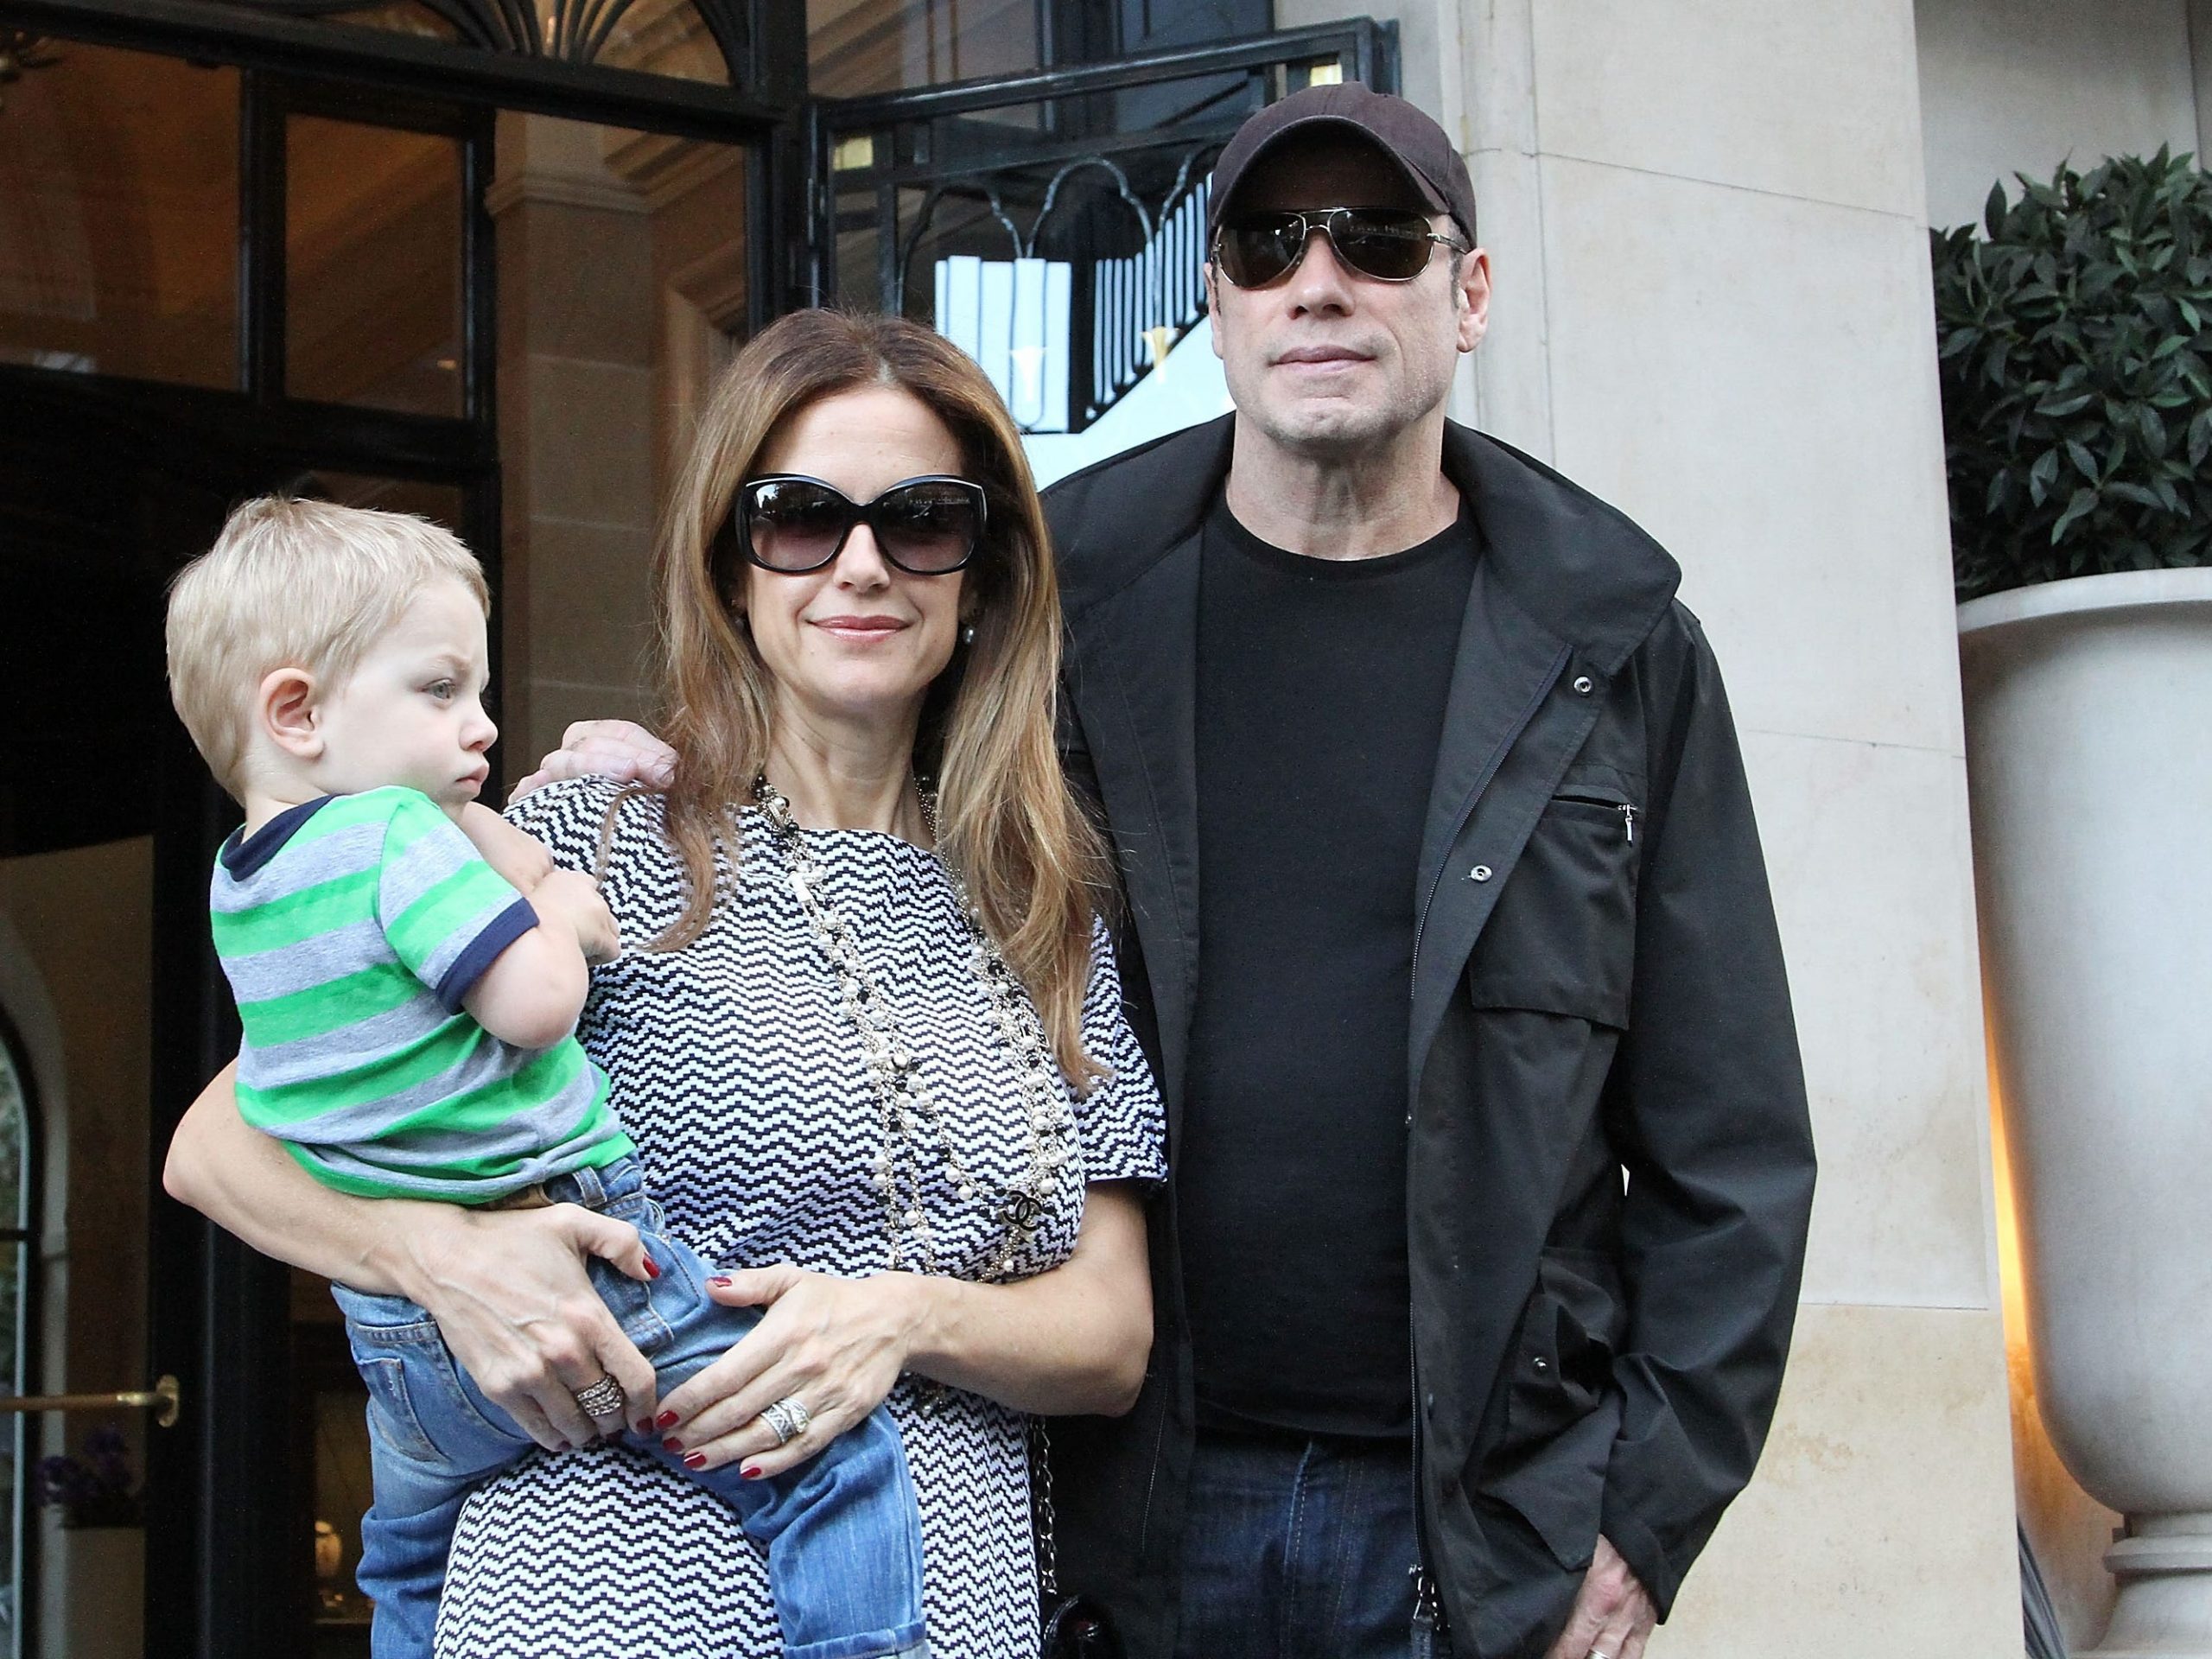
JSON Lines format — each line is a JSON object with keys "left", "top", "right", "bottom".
{"left": 1173, "top": 1429, "right": 1452, "bottom": 1659}
{"left": 334, "top": 1155, "right": 929, "bottom": 1659}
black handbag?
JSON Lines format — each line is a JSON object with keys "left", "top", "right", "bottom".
{"left": 1031, "top": 1418, "right": 1122, "bottom": 1659}
{"left": 1040, "top": 1592, "right": 1119, "bottom": 1659}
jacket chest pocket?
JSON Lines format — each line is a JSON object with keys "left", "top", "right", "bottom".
{"left": 1461, "top": 772, "right": 1643, "bottom": 1028}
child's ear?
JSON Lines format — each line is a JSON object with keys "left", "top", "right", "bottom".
{"left": 259, "top": 668, "right": 324, "bottom": 760}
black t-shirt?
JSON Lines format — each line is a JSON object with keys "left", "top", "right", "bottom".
{"left": 1180, "top": 491, "right": 1478, "bottom": 1440}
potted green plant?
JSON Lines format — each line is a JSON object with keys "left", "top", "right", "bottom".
{"left": 1934, "top": 150, "right": 2212, "bottom": 1659}
{"left": 1933, "top": 148, "right": 2212, "bottom": 598}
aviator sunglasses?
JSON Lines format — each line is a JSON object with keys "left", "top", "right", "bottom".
{"left": 1212, "top": 206, "right": 1470, "bottom": 288}
{"left": 731, "top": 474, "right": 988, "bottom": 575}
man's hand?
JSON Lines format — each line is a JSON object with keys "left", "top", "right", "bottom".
{"left": 509, "top": 720, "right": 677, "bottom": 802}
{"left": 1542, "top": 1535, "right": 1656, "bottom": 1659}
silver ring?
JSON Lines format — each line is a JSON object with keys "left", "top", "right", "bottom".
{"left": 572, "top": 1374, "right": 626, "bottom": 1418}
{"left": 759, "top": 1395, "right": 813, "bottom": 1446}
{"left": 1588, "top": 1649, "right": 1613, "bottom": 1659}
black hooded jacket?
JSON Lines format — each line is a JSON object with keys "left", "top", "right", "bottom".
{"left": 1041, "top": 415, "right": 1816, "bottom": 1659}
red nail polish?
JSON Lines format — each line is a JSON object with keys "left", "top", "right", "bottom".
{"left": 708, "top": 1274, "right": 731, "bottom": 1287}
{"left": 644, "top": 1256, "right": 661, "bottom": 1280}
{"left": 556, "top": 1440, "right": 573, "bottom": 1452}
{"left": 663, "top": 1437, "right": 683, "bottom": 1452}
{"left": 683, "top": 1452, "right": 708, "bottom": 1470}
{"left": 656, "top": 1410, "right": 679, "bottom": 1429}
{"left": 741, "top": 1465, "right": 764, "bottom": 1480}
{"left": 635, "top": 1418, "right": 654, "bottom": 1434}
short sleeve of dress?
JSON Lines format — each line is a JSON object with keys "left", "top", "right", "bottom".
{"left": 1072, "top": 912, "right": 1168, "bottom": 1186}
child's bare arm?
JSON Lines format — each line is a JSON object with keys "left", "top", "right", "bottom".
{"left": 463, "top": 871, "right": 618, "bottom": 1050}
{"left": 456, "top": 802, "right": 556, "bottom": 894}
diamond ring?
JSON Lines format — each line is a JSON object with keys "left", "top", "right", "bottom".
{"left": 759, "top": 1395, "right": 813, "bottom": 1446}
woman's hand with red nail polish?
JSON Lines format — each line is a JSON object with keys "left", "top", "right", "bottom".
{"left": 651, "top": 1263, "right": 925, "bottom": 1481}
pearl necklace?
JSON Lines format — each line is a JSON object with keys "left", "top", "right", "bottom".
{"left": 753, "top": 778, "right": 1072, "bottom": 1281}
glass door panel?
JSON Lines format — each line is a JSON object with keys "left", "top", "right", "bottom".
{"left": 0, "top": 43, "right": 239, "bottom": 388}
{"left": 287, "top": 116, "right": 467, "bottom": 416}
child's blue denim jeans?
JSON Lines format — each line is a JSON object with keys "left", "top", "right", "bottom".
{"left": 332, "top": 1154, "right": 930, "bottom": 1659}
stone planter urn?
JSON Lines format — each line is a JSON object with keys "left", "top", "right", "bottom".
{"left": 1959, "top": 567, "right": 2212, "bottom": 1659}
{"left": 35, "top": 1520, "right": 144, "bottom": 1659}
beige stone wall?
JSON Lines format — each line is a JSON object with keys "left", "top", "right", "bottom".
{"left": 492, "top": 117, "right": 663, "bottom": 776}
{"left": 1277, "top": 0, "right": 2024, "bottom": 1650}
{"left": 1916, "top": 0, "right": 2200, "bottom": 231}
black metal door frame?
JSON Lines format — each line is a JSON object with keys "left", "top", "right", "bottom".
{"left": 0, "top": 5, "right": 800, "bottom": 1650}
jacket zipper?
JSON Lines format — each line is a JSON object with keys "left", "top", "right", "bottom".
{"left": 1410, "top": 1353, "right": 1446, "bottom": 1635}
{"left": 1553, "top": 792, "right": 1637, "bottom": 843}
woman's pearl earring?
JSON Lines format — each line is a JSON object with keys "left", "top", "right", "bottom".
{"left": 960, "top": 623, "right": 976, "bottom": 646}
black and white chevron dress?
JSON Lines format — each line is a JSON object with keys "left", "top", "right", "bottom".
{"left": 433, "top": 777, "right": 1167, "bottom": 1658}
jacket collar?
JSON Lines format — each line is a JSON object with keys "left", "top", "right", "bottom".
{"left": 1056, "top": 414, "right": 1681, "bottom": 661}
{"left": 1052, "top": 414, "right": 1683, "bottom": 1100}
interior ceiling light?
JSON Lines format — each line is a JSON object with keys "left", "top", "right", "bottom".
{"left": 0, "top": 29, "right": 61, "bottom": 111}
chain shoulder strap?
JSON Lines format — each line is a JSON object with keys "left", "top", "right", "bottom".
{"left": 1027, "top": 1414, "right": 1060, "bottom": 1597}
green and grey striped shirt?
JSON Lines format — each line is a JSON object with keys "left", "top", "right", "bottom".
{"left": 211, "top": 786, "right": 630, "bottom": 1202}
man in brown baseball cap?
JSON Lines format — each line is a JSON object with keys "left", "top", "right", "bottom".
{"left": 1036, "top": 79, "right": 1814, "bottom": 1659}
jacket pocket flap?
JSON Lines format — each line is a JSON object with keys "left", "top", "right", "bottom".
{"left": 1473, "top": 1405, "right": 1616, "bottom": 1573}
{"left": 1465, "top": 972, "right": 1629, "bottom": 1027}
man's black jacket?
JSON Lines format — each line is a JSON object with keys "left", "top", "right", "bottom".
{"left": 1040, "top": 415, "right": 1816, "bottom": 1659}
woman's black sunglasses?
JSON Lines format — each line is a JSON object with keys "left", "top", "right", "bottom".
{"left": 1211, "top": 206, "right": 1469, "bottom": 288}
{"left": 731, "top": 474, "right": 987, "bottom": 575}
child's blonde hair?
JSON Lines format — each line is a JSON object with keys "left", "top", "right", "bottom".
{"left": 167, "top": 498, "right": 489, "bottom": 798}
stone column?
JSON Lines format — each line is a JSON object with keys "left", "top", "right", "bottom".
{"left": 490, "top": 117, "right": 660, "bottom": 772}
{"left": 1280, "top": 1, "right": 2024, "bottom": 1652}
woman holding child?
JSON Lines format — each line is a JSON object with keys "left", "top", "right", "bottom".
{"left": 165, "top": 308, "right": 1166, "bottom": 1656}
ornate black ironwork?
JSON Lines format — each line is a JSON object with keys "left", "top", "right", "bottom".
{"left": 228, "top": 0, "right": 749, "bottom": 79}
{"left": 815, "top": 21, "right": 1398, "bottom": 435}
{"left": 889, "top": 149, "right": 1215, "bottom": 432}
{"left": 0, "top": 23, "right": 61, "bottom": 105}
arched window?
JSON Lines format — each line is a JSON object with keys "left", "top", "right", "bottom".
{"left": 0, "top": 1014, "right": 36, "bottom": 1657}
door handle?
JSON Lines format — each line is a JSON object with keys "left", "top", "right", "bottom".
{"left": 0, "top": 1375, "right": 181, "bottom": 1427}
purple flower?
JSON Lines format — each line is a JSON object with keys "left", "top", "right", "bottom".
{"left": 35, "top": 1428, "right": 143, "bottom": 1528}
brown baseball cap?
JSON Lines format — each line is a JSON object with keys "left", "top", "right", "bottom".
{"left": 1208, "top": 82, "right": 1478, "bottom": 246}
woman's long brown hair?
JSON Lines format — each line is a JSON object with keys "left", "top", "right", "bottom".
{"left": 643, "top": 308, "right": 1112, "bottom": 1086}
